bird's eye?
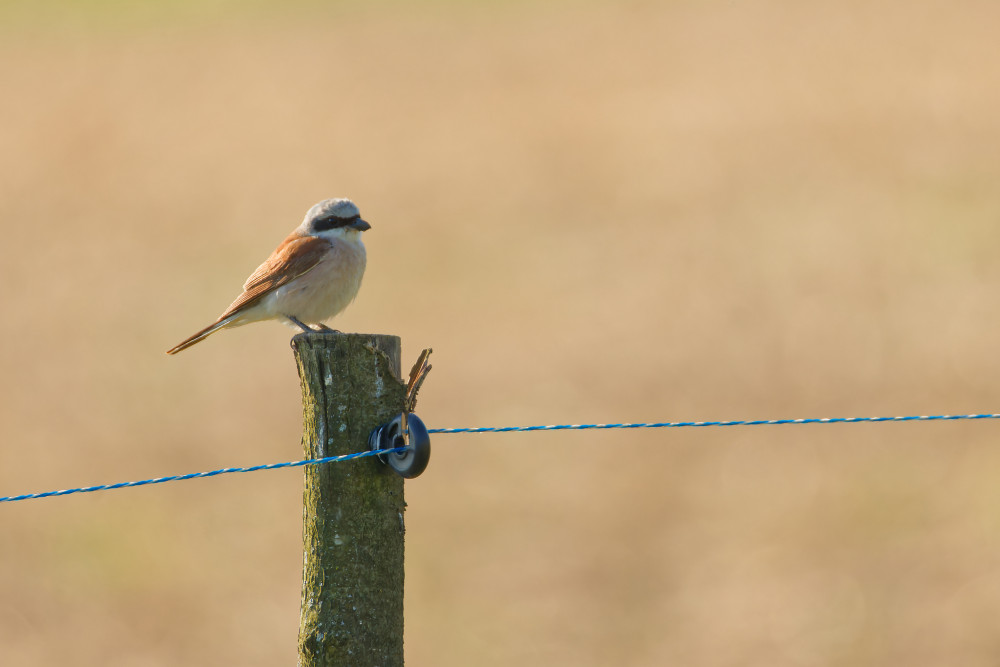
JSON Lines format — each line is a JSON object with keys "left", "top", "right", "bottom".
{"left": 314, "top": 215, "right": 361, "bottom": 232}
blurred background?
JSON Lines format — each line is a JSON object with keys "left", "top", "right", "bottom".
{"left": 2, "top": 0, "right": 1000, "bottom": 664}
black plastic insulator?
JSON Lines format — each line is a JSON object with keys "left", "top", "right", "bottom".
{"left": 368, "top": 413, "right": 431, "bottom": 479}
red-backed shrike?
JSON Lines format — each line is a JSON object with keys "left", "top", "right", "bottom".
{"left": 166, "top": 198, "right": 370, "bottom": 355}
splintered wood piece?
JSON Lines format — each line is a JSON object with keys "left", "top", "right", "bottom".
{"left": 405, "top": 348, "right": 433, "bottom": 414}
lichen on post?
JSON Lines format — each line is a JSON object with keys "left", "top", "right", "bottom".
{"left": 291, "top": 332, "right": 407, "bottom": 667}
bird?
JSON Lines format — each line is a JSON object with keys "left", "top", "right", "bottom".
{"left": 166, "top": 198, "right": 371, "bottom": 355}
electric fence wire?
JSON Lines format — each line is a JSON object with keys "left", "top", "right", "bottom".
{"left": 2, "top": 412, "right": 999, "bottom": 504}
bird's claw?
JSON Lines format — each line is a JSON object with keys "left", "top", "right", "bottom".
{"left": 287, "top": 315, "right": 340, "bottom": 334}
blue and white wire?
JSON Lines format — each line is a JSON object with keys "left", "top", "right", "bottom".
{"left": 3, "top": 412, "right": 999, "bottom": 504}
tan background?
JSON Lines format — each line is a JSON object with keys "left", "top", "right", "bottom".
{"left": 2, "top": 1, "right": 1000, "bottom": 665}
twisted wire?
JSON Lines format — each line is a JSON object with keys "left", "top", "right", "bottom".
{"left": 3, "top": 412, "right": 1000, "bottom": 504}
{"left": 0, "top": 448, "right": 405, "bottom": 504}
{"left": 426, "top": 413, "right": 1000, "bottom": 434}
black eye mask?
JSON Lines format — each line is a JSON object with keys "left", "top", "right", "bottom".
{"left": 313, "top": 215, "right": 359, "bottom": 232}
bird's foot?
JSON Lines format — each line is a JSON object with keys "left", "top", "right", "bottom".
{"left": 286, "top": 316, "right": 341, "bottom": 335}
{"left": 285, "top": 315, "right": 314, "bottom": 334}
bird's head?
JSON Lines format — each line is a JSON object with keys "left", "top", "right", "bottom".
{"left": 302, "top": 198, "right": 372, "bottom": 239}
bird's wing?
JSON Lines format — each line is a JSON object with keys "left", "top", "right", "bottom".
{"left": 218, "top": 233, "right": 332, "bottom": 319}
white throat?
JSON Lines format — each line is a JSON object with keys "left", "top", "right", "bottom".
{"left": 313, "top": 226, "right": 364, "bottom": 244}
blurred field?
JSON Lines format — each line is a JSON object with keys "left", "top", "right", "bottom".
{"left": 2, "top": 0, "right": 1000, "bottom": 664}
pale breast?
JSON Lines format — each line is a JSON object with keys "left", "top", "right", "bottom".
{"left": 266, "top": 239, "right": 366, "bottom": 323}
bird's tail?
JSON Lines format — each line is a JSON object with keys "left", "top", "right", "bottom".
{"left": 166, "top": 315, "right": 240, "bottom": 355}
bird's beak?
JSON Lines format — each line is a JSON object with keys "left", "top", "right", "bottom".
{"left": 350, "top": 218, "right": 371, "bottom": 231}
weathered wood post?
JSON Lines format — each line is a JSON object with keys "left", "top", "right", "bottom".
{"left": 292, "top": 332, "right": 408, "bottom": 667}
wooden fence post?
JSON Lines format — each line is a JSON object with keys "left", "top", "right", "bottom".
{"left": 291, "top": 332, "right": 407, "bottom": 667}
